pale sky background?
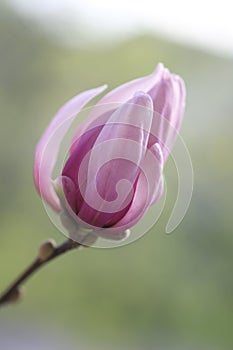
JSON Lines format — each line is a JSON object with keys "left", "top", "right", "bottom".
{"left": 8, "top": 0, "right": 233, "bottom": 56}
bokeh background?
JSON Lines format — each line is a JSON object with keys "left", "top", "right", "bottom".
{"left": 0, "top": 0, "right": 233, "bottom": 349}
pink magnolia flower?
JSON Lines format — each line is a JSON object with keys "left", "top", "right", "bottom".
{"left": 34, "top": 63, "right": 186, "bottom": 241}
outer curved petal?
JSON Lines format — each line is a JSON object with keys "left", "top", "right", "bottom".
{"left": 148, "top": 73, "right": 186, "bottom": 161}
{"left": 34, "top": 85, "right": 107, "bottom": 212}
{"left": 70, "top": 63, "right": 165, "bottom": 148}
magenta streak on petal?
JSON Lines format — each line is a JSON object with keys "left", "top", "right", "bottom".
{"left": 34, "top": 85, "right": 107, "bottom": 212}
{"left": 62, "top": 124, "right": 104, "bottom": 213}
{"left": 69, "top": 107, "right": 115, "bottom": 154}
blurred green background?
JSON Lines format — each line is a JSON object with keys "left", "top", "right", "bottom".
{"left": 0, "top": 1, "right": 233, "bottom": 350}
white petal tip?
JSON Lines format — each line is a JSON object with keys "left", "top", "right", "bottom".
{"left": 153, "top": 62, "right": 164, "bottom": 73}
{"left": 98, "top": 84, "right": 108, "bottom": 92}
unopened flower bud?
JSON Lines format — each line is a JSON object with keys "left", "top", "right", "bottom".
{"left": 34, "top": 63, "right": 186, "bottom": 240}
{"left": 39, "top": 239, "right": 56, "bottom": 261}
{"left": 7, "top": 286, "right": 24, "bottom": 304}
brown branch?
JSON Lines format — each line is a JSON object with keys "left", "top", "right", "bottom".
{"left": 0, "top": 238, "right": 84, "bottom": 307}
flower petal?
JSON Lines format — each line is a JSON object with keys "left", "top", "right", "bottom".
{"left": 34, "top": 85, "right": 107, "bottom": 212}
{"left": 148, "top": 73, "right": 186, "bottom": 160}
{"left": 70, "top": 63, "right": 165, "bottom": 150}
{"left": 64, "top": 92, "right": 154, "bottom": 229}
{"left": 105, "top": 143, "right": 164, "bottom": 234}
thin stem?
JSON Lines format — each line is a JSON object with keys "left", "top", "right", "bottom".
{"left": 0, "top": 238, "right": 83, "bottom": 307}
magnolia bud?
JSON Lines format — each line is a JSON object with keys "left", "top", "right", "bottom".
{"left": 39, "top": 239, "right": 56, "bottom": 261}
{"left": 7, "top": 286, "right": 24, "bottom": 304}
{"left": 34, "top": 64, "right": 186, "bottom": 241}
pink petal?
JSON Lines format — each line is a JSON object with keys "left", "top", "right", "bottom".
{"left": 34, "top": 85, "right": 107, "bottom": 212}
{"left": 105, "top": 143, "right": 164, "bottom": 234}
{"left": 148, "top": 143, "right": 164, "bottom": 205}
{"left": 148, "top": 73, "right": 186, "bottom": 160}
{"left": 62, "top": 123, "right": 104, "bottom": 213}
{"left": 70, "top": 63, "right": 165, "bottom": 151}
{"left": 64, "top": 92, "right": 154, "bottom": 229}
{"left": 149, "top": 72, "right": 185, "bottom": 128}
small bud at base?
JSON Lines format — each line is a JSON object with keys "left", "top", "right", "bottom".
{"left": 39, "top": 239, "right": 56, "bottom": 261}
{"left": 7, "top": 286, "right": 24, "bottom": 304}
